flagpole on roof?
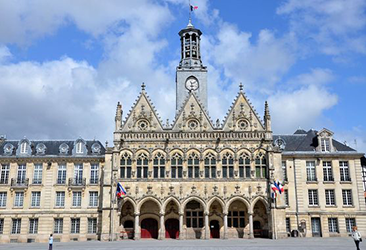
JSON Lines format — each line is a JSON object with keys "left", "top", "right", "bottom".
{"left": 189, "top": 0, "right": 191, "bottom": 23}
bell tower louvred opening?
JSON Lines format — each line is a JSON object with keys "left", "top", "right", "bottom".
{"left": 176, "top": 18, "right": 208, "bottom": 115}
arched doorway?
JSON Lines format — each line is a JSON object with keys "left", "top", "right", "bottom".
{"left": 227, "top": 199, "right": 248, "bottom": 238}
{"left": 208, "top": 200, "right": 224, "bottom": 239}
{"left": 210, "top": 220, "right": 220, "bottom": 238}
{"left": 141, "top": 218, "right": 158, "bottom": 239}
{"left": 165, "top": 219, "right": 179, "bottom": 239}
{"left": 253, "top": 200, "right": 269, "bottom": 238}
{"left": 120, "top": 200, "right": 135, "bottom": 239}
{"left": 184, "top": 200, "right": 204, "bottom": 239}
{"left": 123, "top": 220, "right": 134, "bottom": 239}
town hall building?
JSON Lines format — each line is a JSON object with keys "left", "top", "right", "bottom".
{"left": 0, "top": 20, "right": 365, "bottom": 243}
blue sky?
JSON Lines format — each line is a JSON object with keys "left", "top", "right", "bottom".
{"left": 0, "top": 0, "right": 365, "bottom": 152}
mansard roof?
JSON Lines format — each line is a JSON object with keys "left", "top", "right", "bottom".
{"left": 0, "top": 139, "right": 105, "bottom": 157}
{"left": 273, "top": 129, "right": 355, "bottom": 152}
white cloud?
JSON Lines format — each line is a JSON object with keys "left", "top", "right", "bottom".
{"left": 0, "top": 45, "right": 11, "bottom": 63}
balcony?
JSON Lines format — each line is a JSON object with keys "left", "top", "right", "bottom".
{"left": 10, "top": 178, "right": 29, "bottom": 188}
{"left": 68, "top": 178, "right": 86, "bottom": 188}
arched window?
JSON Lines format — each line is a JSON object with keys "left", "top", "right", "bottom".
{"left": 171, "top": 153, "right": 183, "bottom": 179}
{"left": 222, "top": 152, "right": 234, "bottom": 178}
{"left": 255, "top": 153, "right": 267, "bottom": 178}
{"left": 204, "top": 153, "right": 216, "bottom": 178}
{"left": 153, "top": 152, "right": 165, "bottom": 179}
{"left": 239, "top": 153, "right": 251, "bottom": 178}
{"left": 120, "top": 153, "right": 132, "bottom": 179}
{"left": 137, "top": 153, "right": 149, "bottom": 179}
{"left": 188, "top": 152, "right": 200, "bottom": 178}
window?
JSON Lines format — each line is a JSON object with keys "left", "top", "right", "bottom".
{"left": 284, "top": 190, "right": 289, "bottom": 206}
{"left": 76, "top": 142, "right": 83, "bottom": 154}
{"left": 57, "top": 164, "right": 67, "bottom": 184}
{"left": 186, "top": 211, "right": 203, "bottom": 228}
{"left": 306, "top": 161, "right": 317, "bottom": 181}
{"left": 11, "top": 219, "right": 21, "bottom": 234}
{"left": 0, "top": 192, "right": 7, "bottom": 207}
{"left": 346, "top": 218, "right": 356, "bottom": 233}
{"left": 204, "top": 153, "right": 216, "bottom": 178}
{"left": 342, "top": 190, "right": 353, "bottom": 206}
{"left": 14, "top": 192, "right": 24, "bottom": 207}
{"left": 89, "top": 192, "right": 98, "bottom": 207}
{"left": 55, "top": 192, "right": 65, "bottom": 207}
{"left": 71, "top": 218, "right": 80, "bottom": 234}
{"left": 153, "top": 153, "right": 165, "bottom": 179}
{"left": 137, "top": 153, "right": 148, "bottom": 179}
{"left": 31, "top": 191, "right": 41, "bottom": 207}
{"left": 0, "top": 164, "right": 9, "bottom": 184}
{"left": 323, "top": 161, "right": 333, "bottom": 181}
{"left": 17, "top": 164, "right": 27, "bottom": 184}
{"left": 171, "top": 153, "right": 183, "bottom": 179}
{"left": 33, "top": 164, "right": 43, "bottom": 184}
{"left": 222, "top": 153, "right": 234, "bottom": 178}
{"left": 120, "top": 153, "right": 132, "bottom": 179}
{"left": 228, "top": 210, "right": 245, "bottom": 228}
{"left": 308, "top": 189, "right": 318, "bottom": 206}
{"left": 282, "top": 161, "right": 287, "bottom": 182}
{"left": 0, "top": 218, "right": 3, "bottom": 234}
{"left": 72, "top": 192, "right": 82, "bottom": 207}
{"left": 90, "top": 164, "right": 99, "bottom": 184}
{"left": 29, "top": 218, "right": 38, "bottom": 234}
{"left": 54, "top": 218, "right": 63, "bottom": 234}
{"left": 188, "top": 153, "right": 200, "bottom": 178}
{"left": 88, "top": 218, "right": 97, "bottom": 234}
{"left": 328, "top": 218, "right": 338, "bottom": 233}
{"left": 325, "top": 189, "right": 335, "bottom": 206}
{"left": 321, "top": 138, "right": 330, "bottom": 152}
{"left": 74, "top": 164, "right": 83, "bottom": 184}
{"left": 286, "top": 218, "right": 291, "bottom": 233}
{"left": 340, "top": 161, "right": 351, "bottom": 182}
{"left": 20, "top": 142, "right": 28, "bottom": 154}
{"left": 239, "top": 153, "right": 251, "bottom": 178}
{"left": 362, "top": 165, "right": 366, "bottom": 192}
{"left": 255, "top": 153, "right": 267, "bottom": 178}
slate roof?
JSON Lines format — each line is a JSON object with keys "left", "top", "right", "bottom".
{"left": 0, "top": 139, "right": 105, "bottom": 157}
{"left": 274, "top": 129, "right": 356, "bottom": 152}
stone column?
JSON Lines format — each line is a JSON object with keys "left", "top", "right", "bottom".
{"left": 179, "top": 212, "right": 184, "bottom": 240}
{"left": 205, "top": 212, "right": 210, "bottom": 239}
{"left": 249, "top": 212, "right": 254, "bottom": 239}
{"left": 159, "top": 212, "right": 165, "bottom": 240}
{"left": 223, "top": 212, "right": 228, "bottom": 239}
{"left": 134, "top": 213, "right": 140, "bottom": 240}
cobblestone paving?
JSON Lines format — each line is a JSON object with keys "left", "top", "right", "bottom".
{"left": 0, "top": 238, "right": 360, "bottom": 250}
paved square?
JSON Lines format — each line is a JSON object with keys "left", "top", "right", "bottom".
{"left": 0, "top": 238, "right": 359, "bottom": 250}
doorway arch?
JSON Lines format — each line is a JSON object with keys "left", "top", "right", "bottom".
{"left": 141, "top": 218, "right": 158, "bottom": 239}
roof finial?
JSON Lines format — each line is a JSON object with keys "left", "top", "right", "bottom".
{"left": 141, "top": 82, "right": 146, "bottom": 92}
{"left": 239, "top": 82, "right": 243, "bottom": 92}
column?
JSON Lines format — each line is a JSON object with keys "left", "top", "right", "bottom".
{"left": 249, "top": 212, "right": 254, "bottom": 239}
{"left": 179, "top": 213, "right": 184, "bottom": 240}
{"left": 159, "top": 212, "right": 165, "bottom": 240}
{"left": 205, "top": 212, "right": 210, "bottom": 239}
{"left": 134, "top": 213, "right": 140, "bottom": 240}
{"left": 223, "top": 212, "right": 228, "bottom": 239}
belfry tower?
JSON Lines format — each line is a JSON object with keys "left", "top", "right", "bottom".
{"left": 176, "top": 19, "right": 208, "bottom": 114}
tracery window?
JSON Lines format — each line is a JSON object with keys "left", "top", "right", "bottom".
{"left": 137, "top": 153, "right": 149, "bottom": 179}
{"left": 153, "top": 152, "right": 165, "bottom": 179}
{"left": 188, "top": 152, "right": 200, "bottom": 178}
{"left": 255, "top": 153, "right": 267, "bottom": 178}
{"left": 204, "top": 153, "right": 216, "bottom": 178}
{"left": 238, "top": 153, "right": 251, "bottom": 178}
{"left": 222, "top": 152, "right": 234, "bottom": 178}
{"left": 120, "top": 153, "right": 132, "bottom": 179}
{"left": 171, "top": 153, "right": 183, "bottom": 179}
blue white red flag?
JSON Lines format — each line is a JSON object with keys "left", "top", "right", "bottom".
{"left": 190, "top": 5, "right": 198, "bottom": 11}
{"left": 271, "top": 181, "right": 284, "bottom": 194}
{"left": 116, "top": 182, "right": 127, "bottom": 198}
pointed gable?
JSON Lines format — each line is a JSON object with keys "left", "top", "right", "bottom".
{"left": 172, "top": 92, "right": 214, "bottom": 132}
{"left": 122, "top": 89, "right": 164, "bottom": 132}
{"left": 222, "top": 91, "right": 265, "bottom": 132}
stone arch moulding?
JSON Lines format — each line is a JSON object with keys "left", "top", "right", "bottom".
{"left": 162, "top": 196, "right": 181, "bottom": 213}
{"left": 180, "top": 196, "right": 206, "bottom": 214}
{"left": 137, "top": 196, "right": 162, "bottom": 213}
{"left": 206, "top": 196, "right": 225, "bottom": 214}
{"left": 225, "top": 196, "right": 251, "bottom": 214}
{"left": 250, "top": 196, "right": 270, "bottom": 213}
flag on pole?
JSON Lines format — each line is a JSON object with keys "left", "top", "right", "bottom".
{"left": 190, "top": 5, "right": 198, "bottom": 11}
{"left": 271, "top": 181, "right": 284, "bottom": 195}
{"left": 116, "top": 182, "right": 127, "bottom": 198}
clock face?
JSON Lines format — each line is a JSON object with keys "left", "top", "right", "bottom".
{"left": 185, "top": 77, "right": 199, "bottom": 91}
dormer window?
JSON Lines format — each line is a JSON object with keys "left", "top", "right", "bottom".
{"left": 321, "top": 138, "right": 330, "bottom": 152}
{"left": 20, "top": 142, "right": 28, "bottom": 154}
{"left": 76, "top": 142, "right": 83, "bottom": 154}
{"left": 317, "top": 128, "right": 334, "bottom": 153}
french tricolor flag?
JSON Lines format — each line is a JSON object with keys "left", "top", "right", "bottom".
{"left": 116, "top": 182, "right": 127, "bottom": 198}
{"left": 190, "top": 5, "right": 198, "bottom": 11}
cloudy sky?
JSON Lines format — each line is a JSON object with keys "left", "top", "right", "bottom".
{"left": 0, "top": 0, "right": 365, "bottom": 152}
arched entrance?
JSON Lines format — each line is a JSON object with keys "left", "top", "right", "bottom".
{"left": 184, "top": 200, "right": 205, "bottom": 239}
{"left": 123, "top": 220, "right": 134, "bottom": 239}
{"left": 227, "top": 199, "right": 248, "bottom": 238}
{"left": 141, "top": 218, "right": 158, "bottom": 239}
{"left": 210, "top": 220, "right": 220, "bottom": 238}
{"left": 120, "top": 200, "right": 135, "bottom": 239}
{"left": 253, "top": 200, "right": 269, "bottom": 238}
{"left": 165, "top": 219, "right": 179, "bottom": 239}
{"left": 208, "top": 200, "right": 224, "bottom": 239}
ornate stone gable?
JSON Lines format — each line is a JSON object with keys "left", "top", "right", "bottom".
{"left": 121, "top": 84, "right": 164, "bottom": 133}
{"left": 172, "top": 92, "right": 214, "bottom": 132}
{"left": 222, "top": 90, "right": 265, "bottom": 132}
